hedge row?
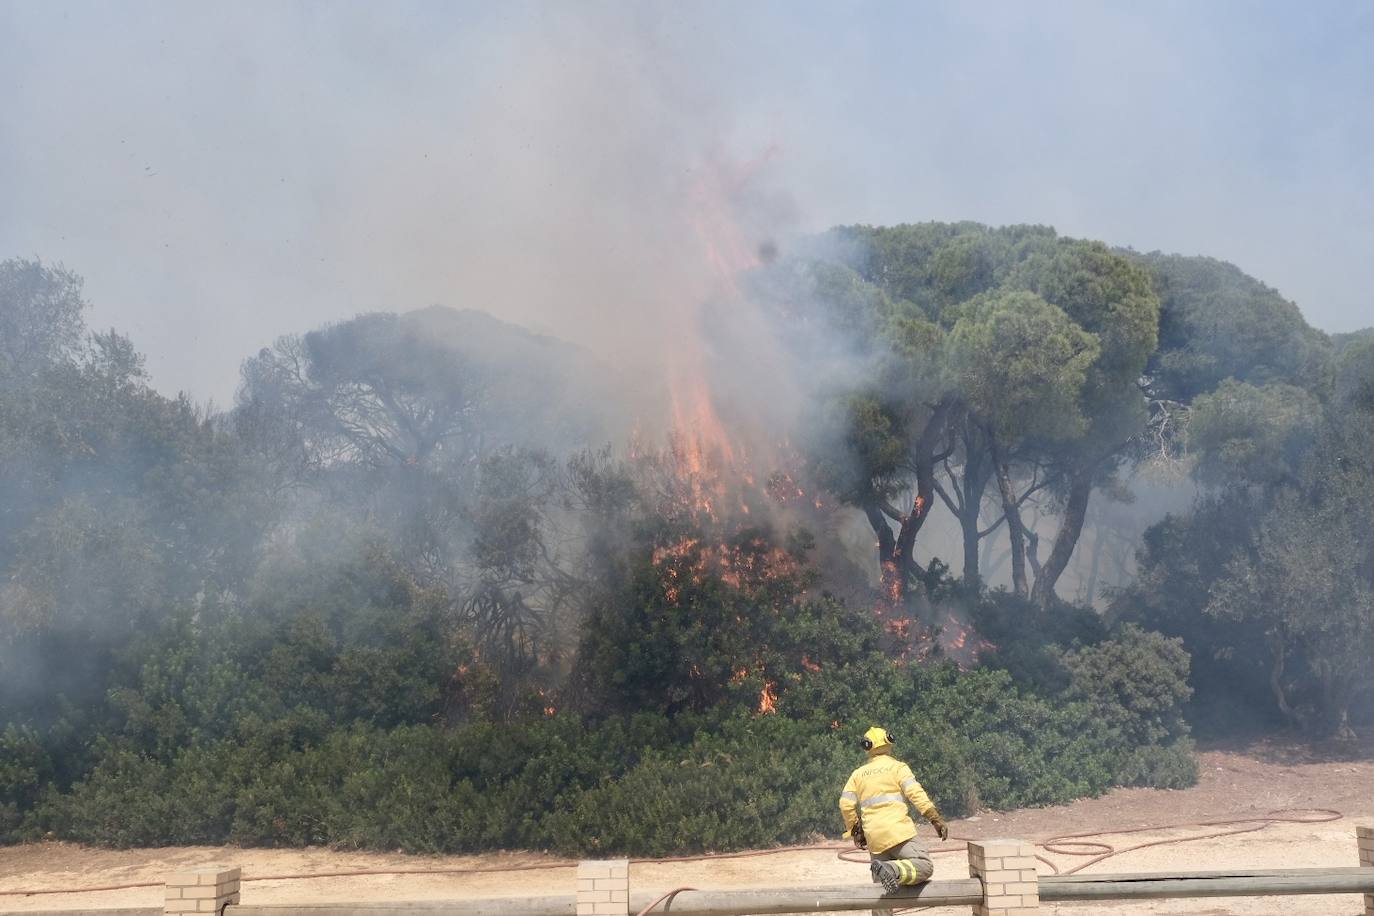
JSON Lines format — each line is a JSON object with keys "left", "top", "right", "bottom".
{"left": 11, "top": 638, "right": 1196, "bottom": 855}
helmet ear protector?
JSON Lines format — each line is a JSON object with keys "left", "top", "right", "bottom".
{"left": 861, "top": 730, "right": 894, "bottom": 750}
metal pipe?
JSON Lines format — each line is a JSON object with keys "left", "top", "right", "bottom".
{"left": 229, "top": 880, "right": 985, "bottom": 916}
{"left": 637, "top": 880, "right": 984, "bottom": 915}
{"left": 234, "top": 899, "right": 575, "bottom": 916}
{"left": 0, "top": 909, "right": 160, "bottom": 916}
{"left": 1040, "top": 868, "right": 1374, "bottom": 901}
{"left": 225, "top": 867, "right": 1374, "bottom": 916}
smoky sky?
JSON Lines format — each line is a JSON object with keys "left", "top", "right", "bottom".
{"left": 2, "top": 0, "right": 1371, "bottom": 403}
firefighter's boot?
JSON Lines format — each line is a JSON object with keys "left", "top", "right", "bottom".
{"left": 870, "top": 860, "right": 900, "bottom": 895}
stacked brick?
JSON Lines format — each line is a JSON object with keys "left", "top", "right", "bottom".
{"left": 576, "top": 859, "right": 629, "bottom": 916}
{"left": 966, "top": 839, "right": 1039, "bottom": 916}
{"left": 165, "top": 867, "right": 241, "bottom": 916}
{"left": 1359, "top": 826, "right": 1374, "bottom": 916}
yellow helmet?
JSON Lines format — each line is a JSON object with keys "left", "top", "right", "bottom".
{"left": 862, "top": 726, "right": 893, "bottom": 752}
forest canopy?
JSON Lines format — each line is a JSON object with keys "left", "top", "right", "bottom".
{"left": 0, "top": 222, "right": 1369, "bottom": 853}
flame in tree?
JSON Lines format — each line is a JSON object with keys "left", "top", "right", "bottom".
{"left": 758, "top": 680, "right": 778, "bottom": 715}
{"left": 665, "top": 150, "right": 778, "bottom": 477}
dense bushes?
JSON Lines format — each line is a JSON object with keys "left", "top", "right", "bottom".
{"left": 12, "top": 631, "right": 1194, "bottom": 853}
{"left": 0, "top": 511, "right": 1199, "bottom": 853}
{"left": 0, "top": 277, "right": 1199, "bottom": 854}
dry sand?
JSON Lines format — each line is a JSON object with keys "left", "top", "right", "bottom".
{"left": 2, "top": 740, "right": 1370, "bottom": 916}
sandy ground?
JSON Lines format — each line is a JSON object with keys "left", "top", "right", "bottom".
{"left": 1, "top": 739, "right": 1371, "bottom": 916}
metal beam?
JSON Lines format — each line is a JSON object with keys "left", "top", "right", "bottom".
{"left": 0, "top": 909, "right": 160, "bottom": 916}
{"left": 234, "top": 900, "right": 575, "bottom": 916}
{"left": 187, "top": 867, "right": 1374, "bottom": 916}
{"left": 640, "top": 880, "right": 984, "bottom": 915}
{"left": 1040, "top": 867, "right": 1374, "bottom": 901}
{"left": 230, "top": 880, "right": 985, "bottom": 916}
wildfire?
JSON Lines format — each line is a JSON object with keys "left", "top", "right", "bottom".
{"left": 938, "top": 614, "right": 995, "bottom": 669}
{"left": 880, "top": 560, "right": 902, "bottom": 607}
{"left": 651, "top": 533, "right": 800, "bottom": 603}
{"left": 949, "top": 626, "right": 967, "bottom": 652}
{"left": 758, "top": 680, "right": 778, "bottom": 714}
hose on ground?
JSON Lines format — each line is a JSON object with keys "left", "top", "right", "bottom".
{"left": 633, "top": 886, "right": 696, "bottom": 916}
{"left": 0, "top": 808, "right": 1346, "bottom": 898}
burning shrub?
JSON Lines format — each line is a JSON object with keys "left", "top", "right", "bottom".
{"left": 571, "top": 522, "right": 876, "bottom": 717}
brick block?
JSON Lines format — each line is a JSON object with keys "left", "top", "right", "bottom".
{"left": 973, "top": 841, "right": 1025, "bottom": 858}
{"left": 182, "top": 886, "right": 222, "bottom": 899}
{"left": 1006, "top": 882, "right": 1037, "bottom": 895}
{"left": 592, "top": 904, "right": 622, "bottom": 916}
{"left": 582, "top": 890, "right": 611, "bottom": 903}
{"left": 593, "top": 878, "right": 621, "bottom": 890}
{"left": 577, "top": 865, "right": 612, "bottom": 880}
{"left": 610, "top": 890, "right": 627, "bottom": 903}
{"left": 576, "top": 905, "right": 594, "bottom": 916}
{"left": 1002, "top": 856, "right": 1037, "bottom": 869}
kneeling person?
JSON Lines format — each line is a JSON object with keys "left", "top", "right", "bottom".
{"left": 838, "top": 726, "right": 949, "bottom": 894}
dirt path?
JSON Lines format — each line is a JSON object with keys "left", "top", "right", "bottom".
{"left": 2, "top": 740, "right": 1370, "bottom": 916}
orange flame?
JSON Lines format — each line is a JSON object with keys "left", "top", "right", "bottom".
{"left": 758, "top": 680, "right": 778, "bottom": 714}
{"left": 664, "top": 153, "right": 775, "bottom": 477}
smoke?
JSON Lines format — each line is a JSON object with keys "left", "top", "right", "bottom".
{"left": 4, "top": 2, "right": 1372, "bottom": 407}
{"left": 3, "top": 1, "right": 1371, "bottom": 620}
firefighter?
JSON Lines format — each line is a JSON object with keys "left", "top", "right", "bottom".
{"left": 839, "top": 726, "right": 949, "bottom": 895}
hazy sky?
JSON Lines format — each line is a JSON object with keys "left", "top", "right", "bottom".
{"left": 3, "top": 1, "right": 1371, "bottom": 403}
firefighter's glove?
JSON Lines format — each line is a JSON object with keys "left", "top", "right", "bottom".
{"left": 849, "top": 821, "right": 867, "bottom": 849}
{"left": 929, "top": 811, "right": 949, "bottom": 842}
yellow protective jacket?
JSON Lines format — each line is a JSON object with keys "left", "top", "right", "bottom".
{"left": 838, "top": 752, "right": 938, "bottom": 854}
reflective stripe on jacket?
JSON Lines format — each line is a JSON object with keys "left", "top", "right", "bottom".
{"left": 838, "top": 753, "right": 937, "bottom": 854}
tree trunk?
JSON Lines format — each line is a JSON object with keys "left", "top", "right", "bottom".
{"left": 1030, "top": 470, "right": 1093, "bottom": 608}
{"left": 961, "top": 517, "right": 981, "bottom": 593}
{"left": 991, "top": 441, "right": 1030, "bottom": 600}
{"left": 1265, "top": 631, "right": 1298, "bottom": 728}
{"left": 864, "top": 400, "right": 951, "bottom": 609}
{"left": 865, "top": 502, "right": 901, "bottom": 608}
{"left": 957, "top": 441, "right": 992, "bottom": 593}
{"left": 1084, "top": 521, "right": 1105, "bottom": 607}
